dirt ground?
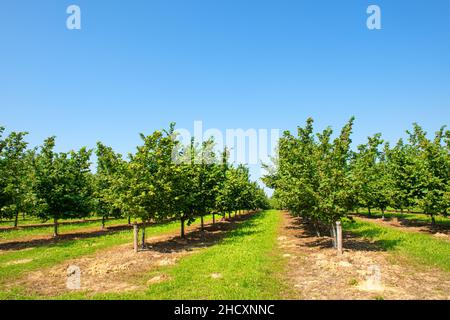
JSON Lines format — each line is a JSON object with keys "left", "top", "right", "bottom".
{"left": 4, "top": 211, "right": 449, "bottom": 300}
{"left": 278, "top": 212, "right": 450, "bottom": 300}
{"left": 355, "top": 216, "right": 449, "bottom": 239}
{"left": 6, "top": 214, "right": 253, "bottom": 297}
{"left": 0, "top": 224, "right": 136, "bottom": 251}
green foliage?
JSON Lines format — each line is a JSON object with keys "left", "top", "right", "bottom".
{"left": 265, "top": 118, "right": 449, "bottom": 231}
{"left": 1, "top": 122, "right": 268, "bottom": 238}
{"left": 59, "top": 210, "right": 284, "bottom": 300}
{"left": 32, "top": 137, "right": 93, "bottom": 236}
{"left": 263, "top": 117, "right": 356, "bottom": 230}
{"left": 406, "top": 125, "right": 450, "bottom": 221}
{"left": 0, "top": 127, "right": 36, "bottom": 226}
{"left": 94, "top": 142, "right": 127, "bottom": 227}
{"left": 344, "top": 219, "right": 450, "bottom": 272}
{"left": 125, "top": 125, "right": 178, "bottom": 224}
{"left": 90, "top": 124, "right": 269, "bottom": 238}
{"left": 383, "top": 124, "right": 449, "bottom": 222}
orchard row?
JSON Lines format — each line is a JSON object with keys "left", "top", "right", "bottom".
{"left": 0, "top": 123, "right": 269, "bottom": 238}
{"left": 263, "top": 118, "right": 449, "bottom": 250}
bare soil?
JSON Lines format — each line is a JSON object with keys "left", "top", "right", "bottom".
{"left": 0, "top": 224, "right": 135, "bottom": 251}
{"left": 0, "top": 220, "right": 183, "bottom": 251}
{"left": 0, "top": 218, "right": 122, "bottom": 231}
{"left": 7, "top": 213, "right": 254, "bottom": 297}
{"left": 278, "top": 212, "right": 450, "bottom": 300}
{"left": 355, "top": 216, "right": 450, "bottom": 239}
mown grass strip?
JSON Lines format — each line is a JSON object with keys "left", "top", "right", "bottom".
{"left": 0, "top": 215, "right": 218, "bottom": 295}
{"left": 57, "top": 210, "right": 285, "bottom": 300}
{"left": 343, "top": 219, "right": 450, "bottom": 272}
{"left": 354, "top": 210, "right": 450, "bottom": 228}
{"left": 0, "top": 218, "right": 131, "bottom": 241}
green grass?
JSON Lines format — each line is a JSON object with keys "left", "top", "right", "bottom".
{"left": 0, "top": 214, "right": 224, "bottom": 300}
{"left": 0, "top": 218, "right": 132, "bottom": 241}
{"left": 55, "top": 210, "right": 285, "bottom": 300}
{"left": 0, "top": 220, "right": 181, "bottom": 285}
{"left": 0, "top": 216, "right": 124, "bottom": 227}
{"left": 343, "top": 218, "right": 450, "bottom": 272}
{"left": 355, "top": 210, "right": 450, "bottom": 228}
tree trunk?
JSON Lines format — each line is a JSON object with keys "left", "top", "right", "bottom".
{"left": 212, "top": 213, "right": 216, "bottom": 224}
{"left": 330, "top": 224, "right": 337, "bottom": 248}
{"left": 101, "top": 215, "right": 106, "bottom": 230}
{"left": 368, "top": 207, "right": 371, "bottom": 217}
{"left": 431, "top": 214, "right": 436, "bottom": 227}
{"left": 314, "top": 221, "right": 321, "bottom": 237}
{"left": 181, "top": 218, "right": 185, "bottom": 238}
{"left": 381, "top": 209, "right": 385, "bottom": 220}
{"left": 14, "top": 211, "right": 19, "bottom": 228}
{"left": 133, "top": 223, "right": 139, "bottom": 253}
{"left": 128, "top": 215, "right": 131, "bottom": 225}
{"left": 141, "top": 223, "right": 146, "bottom": 249}
{"left": 336, "top": 221, "right": 343, "bottom": 255}
{"left": 201, "top": 216, "right": 204, "bottom": 231}
{"left": 228, "top": 212, "right": 231, "bottom": 219}
{"left": 53, "top": 217, "right": 58, "bottom": 238}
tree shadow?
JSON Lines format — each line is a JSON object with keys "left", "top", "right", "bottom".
{"left": 343, "top": 232, "right": 402, "bottom": 251}
{"left": 0, "top": 213, "right": 260, "bottom": 253}
{"left": 395, "top": 218, "right": 450, "bottom": 235}
{"left": 351, "top": 213, "right": 450, "bottom": 235}
{"left": 0, "top": 224, "right": 135, "bottom": 251}
{"left": 287, "top": 216, "right": 395, "bottom": 252}
{"left": 0, "top": 217, "right": 124, "bottom": 232}
{"left": 140, "top": 213, "right": 260, "bottom": 254}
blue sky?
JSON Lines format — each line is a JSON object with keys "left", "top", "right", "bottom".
{"left": 1, "top": 0, "right": 450, "bottom": 182}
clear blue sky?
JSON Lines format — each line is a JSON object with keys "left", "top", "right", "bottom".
{"left": 1, "top": 0, "right": 449, "bottom": 182}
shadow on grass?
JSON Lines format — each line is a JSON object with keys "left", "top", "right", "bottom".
{"left": 0, "top": 224, "right": 135, "bottom": 251}
{"left": 287, "top": 216, "right": 401, "bottom": 252}
{"left": 396, "top": 219, "right": 449, "bottom": 235}
{"left": 353, "top": 212, "right": 450, "bottom": 235}
{"left": 0, "top": 212, "right": 261, "bottom": 253}
{"left": 141, "top": 213, "right": 261, "bottom": 255}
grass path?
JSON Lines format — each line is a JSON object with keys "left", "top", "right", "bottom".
{"left": 278, "top": 212, "right": 450, "bottom": 300}
{"left": 54, "top": 210, "right": 285, "bottom": 300}
{"left": 0, "top": 219, "right": 132, "bottom": 242}
{"left": 344, "top": 218, "right": 450, "bottom": 272}
{"left": 2, "top": 210, "right": 448, "bottom": 300}
{"left": 0, "top": 215, "right": 219, "bottom": 295}
{"left": 353, "top": 210, "right": 450, "bottom": 228}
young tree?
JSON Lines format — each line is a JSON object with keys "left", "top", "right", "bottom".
{"left": 211, "top": 148, "right": 230, "bottom": 224}
{"left": 0, "top": 129, "right": 36, "bottom": 227}
{"left": 371, "top": 144, "right": 394, "bottom": 219}
{"left": 263, "top": 117, "right": 356, "bottom": 251}
{"left": 386, "top": 139, "right": 420, "bottom": 214}
{"left": 193, "top": 139, "right": 222, "bottom": 230}
{"left": 0, "top": 126, "right": 5, "bottom": 219}
{"left": 93, "top": 142, "right": 126, "bottom": 229}
{"left": 407, "top": 124, "right": 449, "bottom": 225}
{"left": 125, "top": 124, "right": 178, "bottom": 244}
{"left": 33, "top": 137, "right": 93, "bottom": 237}
{"left": 172, "top": 137, "right": 223, "bottom": 236}
{"left": 350, "top": 134, "right": 384, "bottom": 216}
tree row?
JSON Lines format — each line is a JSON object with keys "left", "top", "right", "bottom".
{"left": 263, "top": 118, "right": 449, "bottom": 250}
{"left": 0, "top": 124, "right": 269, "bottom": 238}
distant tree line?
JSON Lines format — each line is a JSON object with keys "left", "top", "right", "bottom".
{"left": 0, "top": 124, "right": 269, "bottom": 238}
{"left": 263, "top": 118, "right": 449, "bottom": 249}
